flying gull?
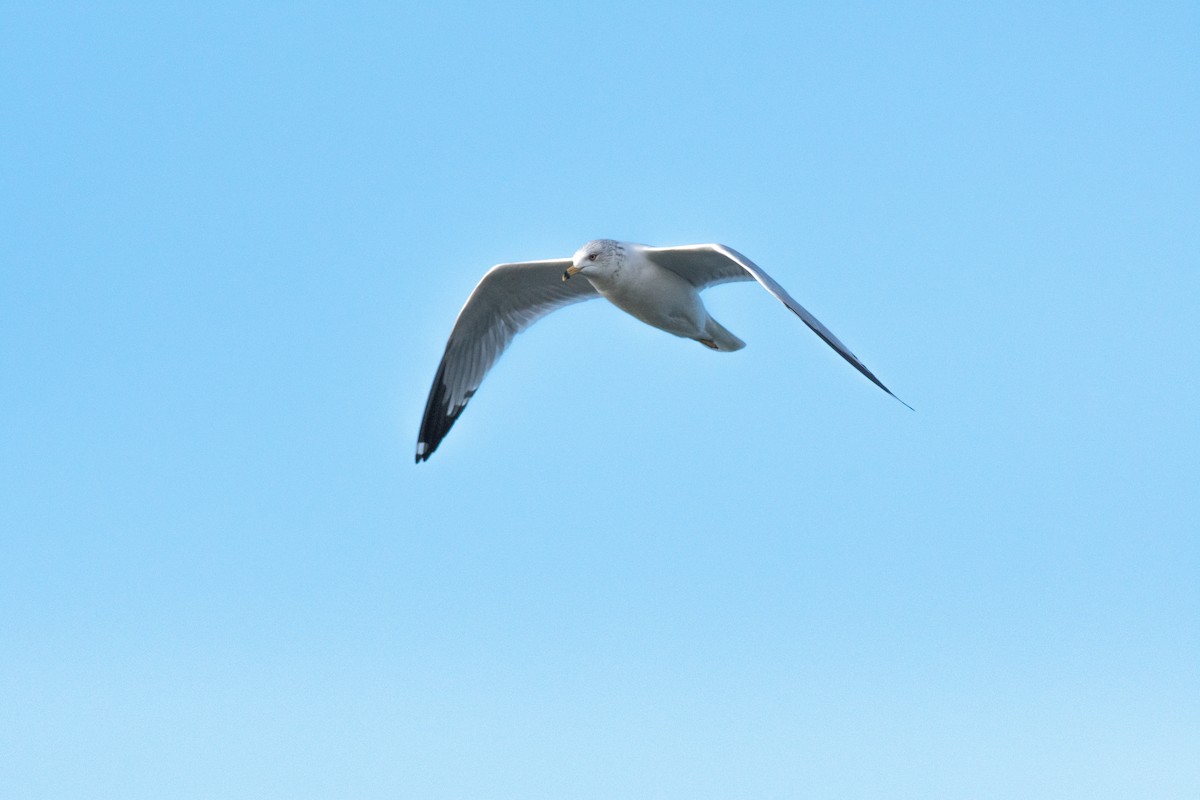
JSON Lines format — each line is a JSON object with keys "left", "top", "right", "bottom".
{"left": 416, "top": 239, "right": 909, "bottom": 462}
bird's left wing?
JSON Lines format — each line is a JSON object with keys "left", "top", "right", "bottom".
{"left": 644, "top": 243, "right": 911, "bottom": 408}
{"left": 417, "top": 259, "right": 600, "bottom": 462}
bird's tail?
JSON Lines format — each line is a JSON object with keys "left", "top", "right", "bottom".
{"left": 698, "top": 317, "right": 745, "bottom": 352}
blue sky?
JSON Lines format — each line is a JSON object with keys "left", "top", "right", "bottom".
{"left": 2, "top": 2, "right": 1197, "bottom": 798}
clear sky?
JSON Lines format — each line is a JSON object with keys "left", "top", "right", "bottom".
{"left": 2, "top": 2, "right": 1197, "bottom": 798}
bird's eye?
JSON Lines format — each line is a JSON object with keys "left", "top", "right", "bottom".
{"left": 587, "top": 253, "right": 598, "bottom": 261}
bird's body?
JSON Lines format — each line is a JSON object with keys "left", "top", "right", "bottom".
{"left": 580, "top": 242, "right": 744, "bottom": 350}
{"left": 416, "top": 239, "right": 908, "bottom": 462}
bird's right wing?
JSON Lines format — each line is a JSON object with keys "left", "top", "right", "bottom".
{"left": 645, "top": 243, "right": 911, "bottom": 409}
{"left": 416, "top": 259, "right": 600, "bottom": 462}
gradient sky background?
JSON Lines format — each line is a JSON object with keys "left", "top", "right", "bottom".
{"left": 2, "top": 3, "right": 1197, "bottom": 798}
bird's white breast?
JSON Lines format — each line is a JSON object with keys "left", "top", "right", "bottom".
{"left": 586, "top": 250, "right": 707, "bottom": 338}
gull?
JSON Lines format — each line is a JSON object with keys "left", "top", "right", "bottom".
{"left": 416, "top": 239, "right": 909, "bottom": 462}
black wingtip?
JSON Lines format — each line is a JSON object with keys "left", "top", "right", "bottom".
{"left": 871, "top": 377, "right": 914, "bottom": 412}
{"left": 849, "top": 362, "right": 912, "bottom": 412}
{"left": 416, "top": 355, "right": 475, "bottom": 464}
{"left": 415, "top": 439, "right": 441, "bottom": 462}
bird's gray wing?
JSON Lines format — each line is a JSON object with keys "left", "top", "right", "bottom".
{"left": 644, "top": 243, "right": 911, "bottom": 408}
{"left": 417, "top": 259, "right": 600, "bottom": 462}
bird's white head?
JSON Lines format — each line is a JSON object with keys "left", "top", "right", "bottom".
{"left": 562, "top": 239, "right": 625, "bottom": 283}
